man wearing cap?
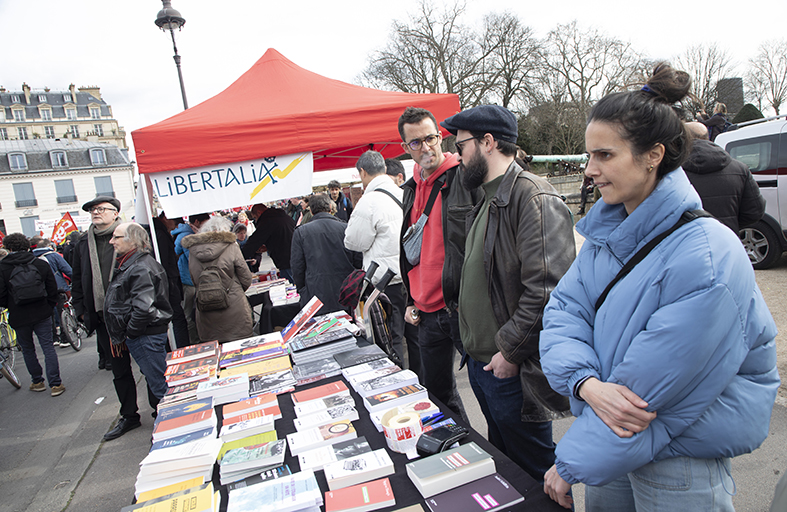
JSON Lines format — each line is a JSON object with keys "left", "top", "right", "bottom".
{"left": 72, "top": 196, "right": 121, "bottom": 372}
{"left": 443, "top": 104, "right": 575, "bottom": 482}
{"left": 397, "top": 107, "right": 481, "bottom": 421}
{"left": 328, "top": 180, "right": 353, "bottom": 222}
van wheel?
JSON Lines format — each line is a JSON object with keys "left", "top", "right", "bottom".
{"left": 739, "top": 221, "right": 782, "bottom": 269}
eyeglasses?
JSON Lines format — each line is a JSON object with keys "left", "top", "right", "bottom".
{"left": 89, "top": 207, "right": 117, "bottom": 214}
{"left": 454, "top": 136, "right": 478, "bottom": 156}
{"left": 403, "top": 134, "right": 440, "bottom": 151}
{"left": 110, "top": 235, "right": 125, "bottom": 240}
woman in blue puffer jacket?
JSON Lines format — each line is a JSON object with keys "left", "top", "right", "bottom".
{"left": 540, "top": 63, "right": 780, "bottom": 510}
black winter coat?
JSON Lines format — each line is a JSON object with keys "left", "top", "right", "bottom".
{"left": 103, "top": 251, "right": 172, "bottom": 344}
{"left": 242, "top": 208, "right": 296, "bottom": 271}
{"left": 290, "top": 212, "right": 362, "bottom": 314}
{"left": 334, "top": 192, "right": 354, "bottom": 222}
{"left": 0, "top": 251, "right": 58, "bottom": 329}
{"left": 683, "top": 139, "right": 765, "bottom": 233}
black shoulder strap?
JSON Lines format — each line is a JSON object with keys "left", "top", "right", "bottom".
{"left": 420, "top": 176, "right": 445, "bottom": 217}
{"left": 594, "top": 209, "right": 713, "bottom": 312}
{"left": 374, "top": 188, "right": 404, "bottom": 210}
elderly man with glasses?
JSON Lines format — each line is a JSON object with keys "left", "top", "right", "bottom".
{"left": 396, "top": 107, "right": 483, "bottom": 421}
{"left": 72, "top": 196, "right": 122, "bottom": 374}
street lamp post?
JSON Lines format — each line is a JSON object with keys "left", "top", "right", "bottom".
{"left": 155, "top": 0, "right": 188, "bottom": 110}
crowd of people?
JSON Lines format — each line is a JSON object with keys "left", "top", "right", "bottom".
{"left": 0, "top": 61, "right": 782, "bottom": 510}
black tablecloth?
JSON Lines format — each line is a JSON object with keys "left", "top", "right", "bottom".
{"left": 214, "top": 372, "right": 565, "bottom": 512}
{"left": 247, "top": 290, "right": 301, "bottom": 335}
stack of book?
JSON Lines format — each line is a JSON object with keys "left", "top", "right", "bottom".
{"left": 406, "top": 442, "right": 496, "bottom": 498}
{"left": 345, "top": 363, "right": 401, "bottom": 390}
{"left": 291, "top": 380, "right": 351, "bottom": 407}
{"left": 363, "top": 384, "right": 429, "bottom": 414}
{"left": 196, "top": 373, "right": 249, "bottom": 406}
{"left": 424, "top": 473, "right": 524, "bottom": 512}
{"left": 281, "top": 296, "right": 324, "bottom": 343}
{"left": 248, "top": 368, "right": 297, "bottom": 396}
{"left": 124, "top": 481, "right": 221, "bottom": 512}
{"left": 323, "top": 448, "right": 395, "bottom": 491}
{"left": 166, "top": 340, "right": 219, "bottom": 367}
{"left": 164, "top": 354, "right": 218, "bottom": 387}
{"left": 218, "top": 333, "right": 287, "bottom": 369}
{"left": 291, "top": 358, "right": 343, "bottom": 386}
{"left": 341, "top": 357, "right": 397, "bottom": 380}
{"left": 158, "top": 381, "right": 201, "bottom": 410}
{"left": 269, "top": 282, "right": 300, "bottom": 306}
{"left": 354, "top": 369, "right": 419, "bottom": 398}
{"left": 324, "top": 478, "right": 396, "bottom": 512}
{"left": 219, "top": 413, "right": 275, "bottom": 443}
{"left": 134, "top": 438, "right": 223, "bottom": 500}
{"left": 152, "top": 401, "right": 218, "bottom": 443}
{"left": 293, "top": 393, "right": 355, "bottom": 418}
{"left": 218, "top": 439, "right": 287, "bottom": 485}
{"left": 297, "top": 436, "right": 373, "bottom": 472}
{"left": 333, "top": 344, "right": 388, "bottom": 369}
{"left": 225, "top": 464, "right": 292, "bottom": 492}
{"left": 227, "top": 469, "right": 323, "bottom": 512}
{"left": 293, "top": 403, "right": 358, "bottom": 432}
{"left": 286, "top": 419, "right": 357, "bottom": 456}
{"left": 288, "top": 328, "right": 357, "bottom": 366}
{"left": 218, "top": 431, "right": 278, "bottom": 462}
{"left": 222, "top": 393, "right": 281, "bottom": 422}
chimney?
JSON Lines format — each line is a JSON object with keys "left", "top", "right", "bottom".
{"left": 69, "top": 83, "right": 76, "bottom": 103}
{"left": 0, "top": 86, "right": 6, "bottom": 93}
{"left": 78, "top": 86, "right": 102, "bottom": 101}
{"left": 22, "top": 83, "right": 31, "bottom": 104}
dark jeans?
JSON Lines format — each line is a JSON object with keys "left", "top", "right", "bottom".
{"left": 386, "top": 283, "right": 406, "bottom": 365}
{"left": 168, "top": 282, "right": 189, "bottom": 349}
{"left": 110, "top": 332, "right": 166, "bottom": 421}
{"left": 467, "top": 357, "right": 556, "bottom": 482}
{"left": 16, "top": 317, "right": 61, "bottom": 387}
{"left": 95, "top": 316, "right": 111, "bottom": 363}
{"left": 418, "top": 309, "right": 467, "bottom": 422}
{"left": 404, "top": 321, "right": 421, "bottom": 376}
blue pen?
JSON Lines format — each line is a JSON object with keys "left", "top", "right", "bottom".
{"left": 419, "top": 412, "right": 441, "bottom": 424}
{"left": 422, "top": 413, "right": 445, "bottom": 426}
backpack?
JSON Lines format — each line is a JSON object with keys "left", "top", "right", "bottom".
{"left": 9, "top": 261, "right": 47, "bottom": 305}
{"left": 196, "top": 264, "right": 231, "bottom": 311}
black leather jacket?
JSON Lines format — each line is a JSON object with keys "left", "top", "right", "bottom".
{"left": 400, "top": 164, "right": 482, "bottom": 311}
{"left": 103, "top": 251, "right": 172, "bottom": 344}
{"left": 468, "top": 161, "right": 575, "bottom": 421}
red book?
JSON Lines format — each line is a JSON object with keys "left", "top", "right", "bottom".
{"left": 325, "top": 477, "right": 396, "bottom": 512}
{"left": 166, "top": 340, "right": 219, "bottom": 366}
{"left": 222, "top": 394, "right": 281, "bottom": 420}
{"left": 281, "top": 296, "right": 323, "bottom": 343}
{"left": 152, "top": 409, "right": 216, "bottom": 441}
{"left": 291, "top": 380, "right": 349, "bottom": 405}
{"left": 222, "top": 406, "right": 282, "bottom": 426}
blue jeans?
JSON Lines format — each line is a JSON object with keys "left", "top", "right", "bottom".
{"left": 467, "top": 357, "right": 555, "bottom": 482}
{"left": 418, "top": 309, "right": 467, "bottom": 422}
{"left": 125, "top": 333, "right": 168, "bottom": 403}
{"left": 16, "top": 317, "right": 61, "bottom": 387}
{"left": 586, "top": 456, "right": 735, "bottom": 512}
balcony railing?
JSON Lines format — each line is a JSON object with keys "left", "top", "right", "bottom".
{"left": 96, "top": 191, "right": 116, "bottom": 198}
{"left": 56, "top": 195, "right": 78, "bottom": 204}
{"left": 15, "top": 199, "right": 38, "bottom": 208}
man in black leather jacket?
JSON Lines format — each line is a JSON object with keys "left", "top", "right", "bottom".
{"left": 102, "top": 222, "right": 172, "bottom": 441}
{"left": 398, "top": 107, "right": 482, "bottom": 421}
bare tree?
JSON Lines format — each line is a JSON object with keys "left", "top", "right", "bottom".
{"left": 746, "top": 39, "right": 787, "bottom": 115}
{"left": 674, "top": 44, "right": 734, "bottom": 115}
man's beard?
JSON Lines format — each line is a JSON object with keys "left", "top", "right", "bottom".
{"left": 461, "top": 151, "right": 488, "bottom": 190}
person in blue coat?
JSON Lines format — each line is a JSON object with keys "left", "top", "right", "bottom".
{"left": 540, "top": 63, "right": 780, "bottom": 510}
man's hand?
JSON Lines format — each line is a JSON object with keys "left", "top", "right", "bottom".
{"left": 404, "top": 306, "right": 421, "bottom": 326}
{"left": 483, "top": 351, "right": 518, "bottom": 379}
{"left": 544, "top": 465, "right": 573, "bottom": 509}
{"left": 579, "top": 378, "right": 656, "bottom": 438}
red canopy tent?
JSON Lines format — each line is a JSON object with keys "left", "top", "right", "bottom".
{"left": 132, "top": 48, "right": 460, "bottom": 175}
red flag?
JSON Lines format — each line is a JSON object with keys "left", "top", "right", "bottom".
{"left": 51, "top": 212, "right": 78, "bottom": 245}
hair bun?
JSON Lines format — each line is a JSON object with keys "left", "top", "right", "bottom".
{"left": 645, "top": 62, "right": 691, "bottom": 105}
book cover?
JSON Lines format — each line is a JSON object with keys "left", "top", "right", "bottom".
{"left": 150, "top": 426, "right": 216, "bottom": 452}
{"left": 122, "top": 482, "right": 216, "bottom": 512}
{"left": 293, "top": 404, "right": 358, "bottom": 431}
{"left": 356, "top": 369, "right": 419, "bottom": 397}
{"left": 286, "top": 419, "right": 356, "bottom": 456}
{"left": 219, "top": 439, "right": 286, "bottom": 471}
{"left": 135, "top": 476, "right": 205, "bottom": 503}
{"left": 141, "top": 437, "right": 223, "bottom": 470}
{"left": 293, "top": 393, "right": 355, "bottom": 417}
{"left": 218, "top": 431, "right": 278, "bottom": 460}
{"left": 225, "top": 464, "right": 292, "bottom": 492}
{"left": 221, "top": 355, "right": 292, "bottom": 379}
{"left": 196, "top": 374, "right": 248, "bottom": 394}
{"left": 152, "top": 409, "right": 216, "bottom": 441}
{"left": 164, "top": 363, "right": 217, "bottom": 387}
{"left": 248, "top": 369, "right": 296, "bottom": 396}
{"left": 163, "top": 380, "right": 201, "bottom": 396}
{"left": 165, "top": 355, "right": 219, "bottom": 375}
{"left": 220, "top": 332, "right": 284, "bottom": 353}
{"left": 222, "top": 393, "right": 279, "bottom": 419}
{"left": 166, "top": 340, "right": 219, "bottom": 366}
{"left": 291, "top": 380, "right": 349, "bottom": 405}
{"left": 288, "top": 327, "right": 354, "bottom": 352}
{"left": 292, "top": 358, "right": 342, "bottom": 385}
{"left": 220, "top": 342, "right": 287, "bottom": 368}
{"left": 333, "top": 344, "right": 387, "bottom": 368}
{"left": 363, "top": 384, "right": 428, "bottom": 412}
{"left": 347, "top": 365, "right": 401, "bottom": 388}
{"left": 155, "top": 397, "right": 214, "bottom": 426}
{"left": 298, "top": 436, "right": 372, "bottom": 472}
{"left": 323, "top": 448, "right": 395, "bottom": 491}
{"left": 324, "top": 477, "right": 395, "bottom": 512}
{"left": 280, "top": 296, "right": 323, "bottom": 343}
{"left": 227, "top": 469, "right": 322, "bottom": 512}
{"left": 219, "top": 414, "right": 275, "bottom": 442}
{"left": 406, "top": 442, "right": 496, "bottom": 498}
{"left": 341, "top": 358, "right": 396, "bottom": 379}
{"left": 424, "top": 473, "right": 524, "bottom": 512}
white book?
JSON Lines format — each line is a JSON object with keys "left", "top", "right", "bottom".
{"left": 323, "top": 448, "right": 395, "bottom": 491}
{"left": 293, "top": 393, "right": 355, "bottom": 417}
{"left": 219, "top": 414, "right": 275, "bottom": 442}
{"left": 346, "top": 365, "right": 402, "bottom": 390}
{"left": 286, "top": 420, "right": 357, "bottom": 456}
{"left": 355, "top": 369, "right": 419, "bottom": 398}
{"left": 135, "top": 467, "right": 212, "bottom": 498}
{"left": 293, "top": 404, "right": 358, "bottom": 432}
{"left": 341, "top": 358, "right": 396, "bottom": 379}
{"left": 140, "top": 437, "right": 222, "bottom": 469}
{"left": 362, "top": 384, "right": 428, "bottom": 414}
{"left": 298, "top": 436, "right": 372, "bottom": 472}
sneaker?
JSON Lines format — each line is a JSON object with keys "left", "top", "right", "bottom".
{"left": 30, "top": 381, "right": 46, "bottom": 392}
{"left": 51, "top": 384, "right": 66, "bottom": 397}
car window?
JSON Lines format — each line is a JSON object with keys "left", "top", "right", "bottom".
{"left": 727, "top": 134, "right": 778, "bottom": 173}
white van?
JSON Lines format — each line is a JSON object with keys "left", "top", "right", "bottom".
{"left": 715, "top": 115, "right": 787, "bottom": 269}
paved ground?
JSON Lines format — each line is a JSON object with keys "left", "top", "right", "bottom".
{"left": 0, "top": 243, "right": 784, "bottom": 512}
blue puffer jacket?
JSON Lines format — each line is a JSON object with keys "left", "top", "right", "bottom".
{"left": 171, "top": 223, "right": 194, "bottom": 287}
{"left": 540, "top": 170, "right": 779, "bottom": 486}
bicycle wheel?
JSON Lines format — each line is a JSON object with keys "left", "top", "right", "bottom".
{"left": 0, "top": 359, "right": 21, "bottom": 389}
{"left": 0, "top": 323, "right": 15, "bottom": 369}
{"left": 60, "top": 308, "right": 82, "bottom": 351}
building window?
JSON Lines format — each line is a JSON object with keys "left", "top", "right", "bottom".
{"left": 90, "top": 107, "right": 100, "bottom": 119}
{"left": 41, "top": 109, "right": 52, "bottom": 121}
{"left": 66, "top": 109, "right": 76, "bottom": 120}
{"left": 44, "top": 126, "right": 55, "bottom": 138}
{"left": 20, "top": 216, "right": 39, "bottom": 238}
{"left": 17, "top": 127, "right": 28, "bottom": 140}
{"left": 63, "top": 94, "right": 71, "bottom": 103}
{"left": 0, "top": 128, "right": 7, "bottom": 141}
{"left": 94, "top": 176, "right": 115, "bottom": 197}
{"left": 38, "top": 95, "right": 47, "bottom": 103}
{"left": 90, "top": 148, "right": 107, "bottom": 165}
{"left": 13, "top": 109, "right": 25, "bottom": 121}
{"left": 94, "top": 124, "right": 104, "bottom": 137}
{"left": 55, "top": 179, "right": 77, "bottom": 204}
{"left": 70, "top": 125, "right": 80, "bottom": 138}
{"left": 11, "top": 95, "right": 20, "bottom": 103}
{"left": 51, "top": 151, "right": 68, "bottom": 168}
{"left": 9, "top": 153, "right": 27, "bottom": 171}
{"left": 13, "top": 183, "right": 37, "bottom": 208}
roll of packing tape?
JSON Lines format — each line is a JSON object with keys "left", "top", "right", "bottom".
{"left": 381, "top": 410, "right": 423, "bottom": 455}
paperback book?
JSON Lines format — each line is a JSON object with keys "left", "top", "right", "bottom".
{"left": 225, "top": 464, "right": 292, "bottom": 492}
{"left": 293, "top": 393, "right": 355, "bottom": 417}
{"left": 341, "top": 358, "right": 396, "bottom": 379}
{"left": 123, "top": 482, "right": 219, "bottom": 512}
{"left": 355, "top": 369, "right": 419, "bottom": 398}
{"left": 293, "top": 404, "right": 358, "bottom": 431}
{"left": 333, "top": 344, "right": 388, "bottom": 368}
{"left": 291, "top": 358, "right": 342, "bottom": 386}
{"left": 218, "top": 431, "right": 278, "bottom": 460}
{"left": 405, "top": 442, "right": 496, "bottom": 498}
{"left": 323, "top": 448, "right": 395, "bottom": 491}
{"left": 196, "top": 373, "right": 249, "bottom": 405}
{"left": 286, "top": 419, "right": 357, "bottom": 456}
{"left": 346, "top": 365, "right": 401, "bottom": 390}
{"left": 155, "top": 397, "right": 214, "bottom": 426}
{"left": 152, "top": 409, "right": 217, "bottom": 442}
{"left": 219, "top": 339, "right": 287, "bottom": 368}
{"left": 220, "top": 354, "right": 292, "bottom": 379}
{"left": 297, "top": 436, "right": 372, "bottom": 472}
{"left": 424, "top": 473, "right": 524, "bottom": 512}
{"left": 290, "top": 380, "right": 350, "bottom": 406}
{"left": 363, "top": 384, "right": 429, "bottom": 414}
{"left": 227, "top": 469, "right": 322, "bottom": 512}
{"left": 219, "top": 414, "right": 275, "bottom": 442}
{"left": 166, "top": 340, "right": 219, "bottom": 366}
{"left": 222, "top": 393, "right": 281, "bottom": 420}
{"left": 324, "top": 477, "right": 396, "bottom": 512}
{"left": 280, "top": 296, "right": 323, "bottom": 343}
{"left": 248, "top": 369, "right": 296, "bottom": 396}
{"left": 219, "top": 439, "right": 286, "bottom": 484}
{"left": 150, "top": 426, "right": 217, "bottom": 452}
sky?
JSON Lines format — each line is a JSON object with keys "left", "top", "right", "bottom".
{"left": 1, "top": 0, "right": 782, "bottom": 166}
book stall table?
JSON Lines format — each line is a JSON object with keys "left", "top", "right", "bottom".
{"left": 207, "top": 371, "right": 565, "bottom": 511}
{"left": 245, "top": 289, "right": 302, "bottom": 335}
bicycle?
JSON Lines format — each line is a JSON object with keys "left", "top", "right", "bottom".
{"left": 59, "top": 292, "right": 86, "bottom": 351}
{"left": 0, "top": 308, "right": 18, "bottom": 369}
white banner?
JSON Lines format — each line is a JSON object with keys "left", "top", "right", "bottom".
{"left": 148, "top": 152, "right": 314, "bottom": 217}
{"left": 36, "top": 216, "right": 91, "bottom": 233}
